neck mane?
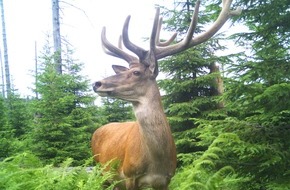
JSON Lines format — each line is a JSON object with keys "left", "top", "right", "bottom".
{"left": 132, "top": 83, "right": 173, "bottom": 158}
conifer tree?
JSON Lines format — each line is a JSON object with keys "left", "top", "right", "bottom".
{"left": 0, "top": 92, "right": 33, "bottom": 160}
{"left": 100, "top": 97, "right": 134, "bottom": 123}
{"left": 6, "top": 92, "right": 33, "bottom": 138}
{"left": 220, "top": 0, "right": 290, "bottom": 188}
{"left": 0, "top": 95, "right": 10, "bottom": 159}
{"left": 165, "top": 0, "right": 290, "bottom": 189}
{"left": 159, "top": 0, "right": 229, "bottom": 154}
{"left": 32, "top": 48, "right": 98, "bottom": 166}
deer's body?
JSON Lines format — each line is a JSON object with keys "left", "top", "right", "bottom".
{"left": 93, "top": 122, "right": 175, "bottom": 188}
{"left": 92, "top": 63, "right": 176, "bottom": 189}
{"left": 92, "top": 1, "right": 241, "bottom": 189}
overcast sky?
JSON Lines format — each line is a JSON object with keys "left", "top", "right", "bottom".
{"left": 1, "top": 0, "right": 243, "bottom": 97}
{"left": 1, "top": 0, "right": 167, "bottom": 97}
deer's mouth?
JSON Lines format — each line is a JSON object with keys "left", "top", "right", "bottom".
{"left": 92, "top": 82, "right": 114, "bottom": 96}
{"left": 93, "top": 87, "right": 115, "bottom": 97}
{"left": 96, "top": 91, "right": 113, "bottom": 97}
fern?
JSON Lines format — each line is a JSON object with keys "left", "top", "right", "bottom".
{"left": 0, "top": 152, "right": 114, "bottom": 190}
{"left": 183, "top": 182, "right": 207, "bottom": 190}
{"left": 205, "top": 166, "right": 235, "bottom": 189}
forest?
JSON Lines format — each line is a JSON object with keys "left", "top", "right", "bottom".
{"left": 0, "top": 0, "right": 290, "bottom": 189}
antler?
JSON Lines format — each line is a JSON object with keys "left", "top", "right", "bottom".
{"left": 101, "top": 0, "right": 241, "bottom": 70}
{"left": 153, "top": 0, "right": 242, "bottom": 59}
{"left": 101, "top": 27, "right": 138, "bottom": 64}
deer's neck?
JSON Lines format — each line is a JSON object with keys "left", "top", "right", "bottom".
{"left": 132, "top": 84, "right": 173, "bottom": 158}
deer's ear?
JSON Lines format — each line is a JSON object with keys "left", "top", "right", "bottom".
{"left": 112, "top": 65, "right": 129, "bottom": 74}
{"left": 147, "top": 53, "right": 159, "bottom": 78}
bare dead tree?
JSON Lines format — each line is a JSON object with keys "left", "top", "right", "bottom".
{"left": 34, "top": 41, "right": 39, "bottom": 99}
{"left": 0, "top": 0, "right": 10, "bottom": 96}
{"left": 52, "top": 0, "right": 62, "bottom": 74}
{"left": 0, "top": 47, "right": 4, "bottom": 97}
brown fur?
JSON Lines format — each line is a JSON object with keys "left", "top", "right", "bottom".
{"left": 92, "top": 120, "right": 176, "bottom": 190}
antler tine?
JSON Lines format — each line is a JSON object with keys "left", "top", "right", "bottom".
{"left": 222, "top": 0, "right": 241, "bottom": 15}
{"left": 155, "top": 17, "right": 162, "bottom": 46}
{"left": 101, "top": 28, "right": 120, "bottom": 58}
{"left": 122, "top": 16, "right": 147, "bottom": 60}
{"left": 156, "top": 17, "right": 178, "bottom": 47}
{"left": 155, "top": 0, "right": 242, "bottom": 60}
{"left": 183, "top": 0, "right": 200, "bottom": 47}
{"left": 101, "top": 27, "right": 137, "bottom": 63}
{"left": 118, "top": 35, "right": 123, "bottom": 49}
{"left": 150, "top": 7, "right": 161, "bottom": 52}
{"left": 188, "top": 0, "right": 241, "bottom": 46}
{"left": 101, "top": 34, "right": 122, "bottom": 58}
{"left": 101, "top": 42, "right": 116, "bottom": 57}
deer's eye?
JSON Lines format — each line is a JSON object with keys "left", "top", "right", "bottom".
{"left": 133, "top": 71, "right": 141, "bottom": 76}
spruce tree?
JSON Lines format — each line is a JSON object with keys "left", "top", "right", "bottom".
{"left": 6, "top": 92, "right": 33, "bottom": 138}
{"left": 166, "top": 0, "right": 290, "bottom": 189}
{"left": 0, "top": 95, "right": 10, "bottom": 160}
{"left": 32, "top": 49, "right": 98, "bottom": 166}
{"left": 0, "top": 92, "right": 33, "bottom": 160}
{"left": 159, "top": 0, "right": 229, "bottom": 154}
{"left": 220, "top": 0, "right": 290, "bottom": 188}
{"left": 100, "top": 97, "right": 134, "bottom": 123}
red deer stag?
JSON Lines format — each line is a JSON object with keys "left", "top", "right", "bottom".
{"left": 92, "top": 0, "right": 241, "bottom": 189}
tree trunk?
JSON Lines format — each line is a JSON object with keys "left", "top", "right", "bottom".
{"left": 34, "top": 41, "right": 39, "bottom": 99}
{"left": 52, "top": 0, "right": 62, "bottom": 74}
{"left": 0, "top": 47, "right": 4, "bottom": 97}
{"left": 0, "top": 0, "right": 10, "bottom": 96}
{"left": 210, "top": 62, "right": 224, "bottom": 108}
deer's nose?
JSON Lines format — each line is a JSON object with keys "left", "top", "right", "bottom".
{"left": 94, "top": 81, "right": 102, "bottom": 88}
{"left": 93, "top": 81, "right": 102, "bottom": 92}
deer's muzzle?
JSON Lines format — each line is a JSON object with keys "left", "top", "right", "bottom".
{"left": 92, "top": 81, "right": 102, "bottom": 93}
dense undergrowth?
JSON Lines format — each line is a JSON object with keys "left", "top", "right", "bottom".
{"left": 0, "top": 152, "right": 115, "bottom": 190}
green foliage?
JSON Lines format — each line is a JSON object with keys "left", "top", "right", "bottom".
{"left": 233, "top": 0, "right": 290, "bottom": 53}
{"left": 159, "top": 0, "right": 229, "bottom": 155}
{"left": 31, "top": 51, "right": 98, "bottom": 166}
{"left": 0, "top": 95, "right": 12, "bottom": 160}
{"left": 99, "top": 97, "right": 134, "bottom": 123}
{"left": 0, "top": 152, "right": 114, "bottom": 190}
{"left": 216, "top": 0, "right": 290, "bottom": 186}
{"left": 1, "top": 0, "right": 290, "bottom": 189}
{"left": 192, "top": 117, "right": 290, "bottom": 189}
{"left": 159, "top": 0, "right": 290, "bottom": 189}
{"left": 171, "top": 133, "right": 248, "bottom": 190}
{"left": 5, "top": 92, "right": 33, "bottom": 138}
{"left": 253, "top": 83, "right": 290, "bottom": 113}
{"left": 0, "top": 92, "right": 33, "bottom": 160}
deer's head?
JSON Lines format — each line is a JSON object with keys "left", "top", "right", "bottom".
{"left": 93, "top": 0, "right": 241, "bottom": 103}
